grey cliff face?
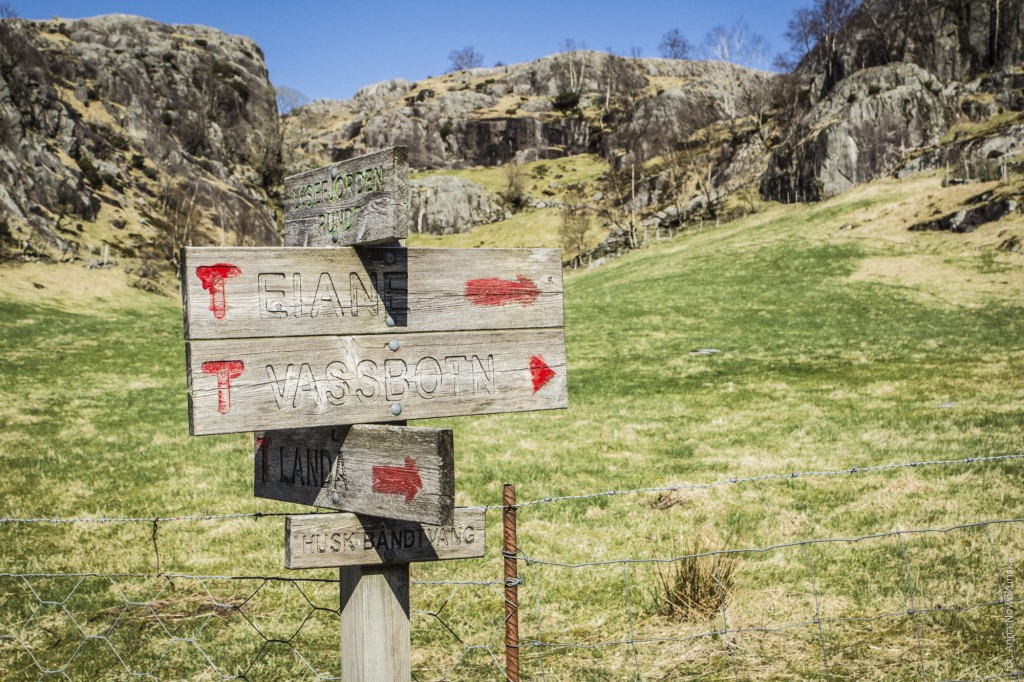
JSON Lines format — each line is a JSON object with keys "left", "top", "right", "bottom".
{"left": 1, "top": 14, "right": 281, "bottom": 260}
{"left": 762, "top": 63, "right": 956, "bottom": 202}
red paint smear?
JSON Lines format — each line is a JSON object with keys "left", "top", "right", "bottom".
{"left": 196, "top": 263, "right": 241, "bottom": 320}
{"left": 202, "top": 360, "right": 244, "bottom": 414}
{"left": 372, "top": 456, "right": 423, "bottom": 503}
{"left": 530, "top": 355, "right": 556, "bottom": 393}
{"left": 465, "top": 274, "right": 540, "bottom": 307}
{"left": 257, "top": 436, "right": 271, "bottom": 483}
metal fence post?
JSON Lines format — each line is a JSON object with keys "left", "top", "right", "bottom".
{"left": 503, "top": 483, "right": 520, "bottom": 682}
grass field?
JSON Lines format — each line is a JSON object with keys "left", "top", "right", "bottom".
{"left": 0, "top": 172, "right": 1022, "bottom": 680}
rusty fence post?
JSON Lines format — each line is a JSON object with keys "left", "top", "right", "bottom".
{"left": 503, "top": 483, "right": 520, "bottom": 682}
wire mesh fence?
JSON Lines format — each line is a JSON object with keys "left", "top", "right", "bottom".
{"left": 1, "top": 452, "right": 1021, "bottom": 681}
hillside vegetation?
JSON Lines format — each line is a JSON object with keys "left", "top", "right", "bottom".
{"left": 1, "top": 170, "right": 1021, "bottom": 679}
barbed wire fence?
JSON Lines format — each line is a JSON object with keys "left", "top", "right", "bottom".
{"left": 1, "top": 452, "right": 1021, "bottom": 680}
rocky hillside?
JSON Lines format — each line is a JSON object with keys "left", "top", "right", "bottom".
{"left": 287, "top": 6, "right": 1022, "bottom": 249}
{"left": 2, "top": 1, "right": 1021, "bottom": 273}
{"left": 762, "top": 0, "right": 1024, "bottom": 202}
{"left": 0, "top": 14, "right": 281, "bottom": 275}
{"left": 285, "top": 52, "right": 775, "bottom": 243}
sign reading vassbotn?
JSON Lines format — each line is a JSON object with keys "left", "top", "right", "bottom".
{"left": 186, "top": 328, "right": 565, "bottom": 435}
{"left": 283, "top": 146, "right": 410, "bottom": 247}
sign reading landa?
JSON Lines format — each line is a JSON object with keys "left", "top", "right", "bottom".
{"left": 283, "top": 146, "right": 410, "bottom": 247}
{"left": 254, "top": 424, "right": 455, "bottom": 526}
{"left": 285, "top": 508, "right": 485, "bottom": 568}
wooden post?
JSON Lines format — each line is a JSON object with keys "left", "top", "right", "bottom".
{"left": 341, "top": 564, "right": 410, "bottom": 681}
{"left": 282, "top": 150, "right": 414, "bottom": 682}
{"left": 503, "top": 483, "right": 520, "bottom": 682}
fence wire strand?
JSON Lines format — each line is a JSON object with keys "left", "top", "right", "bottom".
{"left": 1, "top": 452, "right": 1020, "bottom": 680}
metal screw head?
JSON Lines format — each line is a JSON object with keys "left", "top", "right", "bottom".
{"left": 331, "top": 491, "right": 340, "bottom": 504}
{"left": 388, "top": 339, "right": 400, "bottom": 352}
{"left": 390, "top": 403, "right": 402, "bottom": 416}
{"left": 331, "top": 234, "right": 339, "bottom": 243}
{"left": 384, "top": 251, "right": 396, "bottom": 265}
{"left": 386, "top": 315, "right": 396, "bottom": 327}
{"left": 330, "top": 167, "right": 337, "bottom": 179}
{"left": 383, "top": 548, "right": 396, "bottom": 562}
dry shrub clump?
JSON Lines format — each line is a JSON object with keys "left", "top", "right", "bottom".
{"left": 655, "top": 539, "right": 739, "bottom": 621}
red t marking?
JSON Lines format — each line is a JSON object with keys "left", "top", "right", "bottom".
{"left": 196, "top": 263, "right": 241, "bottom": 320}
{"left": 202, "top": 360, "right": 244, "bottom": 414}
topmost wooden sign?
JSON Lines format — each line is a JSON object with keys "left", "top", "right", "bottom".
{"left": 284, "top": 147, "right": 410, "bottom": 247}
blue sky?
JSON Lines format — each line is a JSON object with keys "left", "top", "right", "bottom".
{"left": 21, "top": 1, "right": 807, "bottom": 102}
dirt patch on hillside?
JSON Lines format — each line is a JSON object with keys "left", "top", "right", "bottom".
{"left": 0, "top": 262, "right": 163, "bottom": 313}
{"left": 848, "top": 255, "right": 1023, "bottom": 306}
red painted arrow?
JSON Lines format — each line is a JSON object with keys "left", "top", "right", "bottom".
{"left": 530, "top": 355, "right": 556, "bottom": 393}
{"left": 372, "top": 457, "right": 423, "bottom": 503}
{"left": 465, "top": 274, "right": 540, "bottom": 307}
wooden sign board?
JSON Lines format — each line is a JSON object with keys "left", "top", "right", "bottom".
{"left": 254, "top": 424, "right": 455, "bottom": 526}
{"left": 285, "top": 507, "right": 485, "bottom": 568}
{"left": 187, "top": 328, "right": 567, "bottom": 435}
{"left": 181, "top": 247, "right": 563, "bottom": 340}
{"left": 284, "top": 147, "right": 410, "bottom": 247}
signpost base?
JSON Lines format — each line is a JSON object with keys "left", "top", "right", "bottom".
{"left": 341, "top": 565, "right": 411, "bottom": 681}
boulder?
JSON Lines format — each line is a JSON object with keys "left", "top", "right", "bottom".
{"left": 409, "top": 176, "right": 506, "bottom": 234}
{"left": 761, "top": 63, "right": 955, "bottom": 202}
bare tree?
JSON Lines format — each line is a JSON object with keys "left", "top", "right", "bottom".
{"left": 503, "top": 159, "right": 527, "bottom": 211}
{"left": 0, "top": 2, "right": 17, "bottom": 19}
{"left": 274, "top": 85, "right": 307, "bottom": 116}
{"left": 701, "top": 19, "right": 770, "bottom": 70}
{"left": 781, "top": 0, "right": 858, "bottom": 89}
{"left": 560, "top": 184, "right": 591, "bottom": 268}
{"left": 659, "top": 28, "right": 692, "bottom": 60}
{"left": 447, "top": 46, "right": 484, "bottom": 72}
{"left": 559, "top": 39, "right": 589, "bottom": 95}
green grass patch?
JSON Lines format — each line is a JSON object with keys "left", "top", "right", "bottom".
{"left": 1, "top": 174, "right": 1022, "bottom": 679}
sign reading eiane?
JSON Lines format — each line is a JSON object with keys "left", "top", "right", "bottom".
{"left": 181, "top": 247, "right": 563, "bottom": 339}
{"left": 284, "top": 146, "right": 410, "bottom": 247}
{"left": 255, "top": 424, "right": 455, "bottom": 526}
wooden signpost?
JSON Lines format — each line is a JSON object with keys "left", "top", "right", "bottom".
{"left": 255, "top": 424, "right": 455, "bottom": 525}
{"left": 181, "top": 146, "right": 567, "bottom": 682}
{"left": 283, "top": 146, "right": 410, "bottom": 247}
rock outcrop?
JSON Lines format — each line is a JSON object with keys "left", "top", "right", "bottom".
{"left": 410, "top": 176, "right": 507, "bottom": 234}
{"left": 761, "top": 63, "right": 956, "bottom": 202}
{"left": 0, "top": 14, "right": 281, "bottom": 263}
{"left": 287, "top": 52, "right": 771, "bottom": 172}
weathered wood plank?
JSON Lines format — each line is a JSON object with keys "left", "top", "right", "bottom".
{"left": 284, "top": 147, "right": 409, "bottom": 247}
{"left": 186, "top": 328, "right": 567, "bottom": 436}
{"left": 285, "top": 508, "right": 486, "bottom": 568}
{"left": 341, "top": 565, "right": 410, "bottom": 681}
{"left": 181, "top": 247, "right": 563, "bottom": 340}
{"left": 254, "top": 425, "right": 455, "bottom": 525}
